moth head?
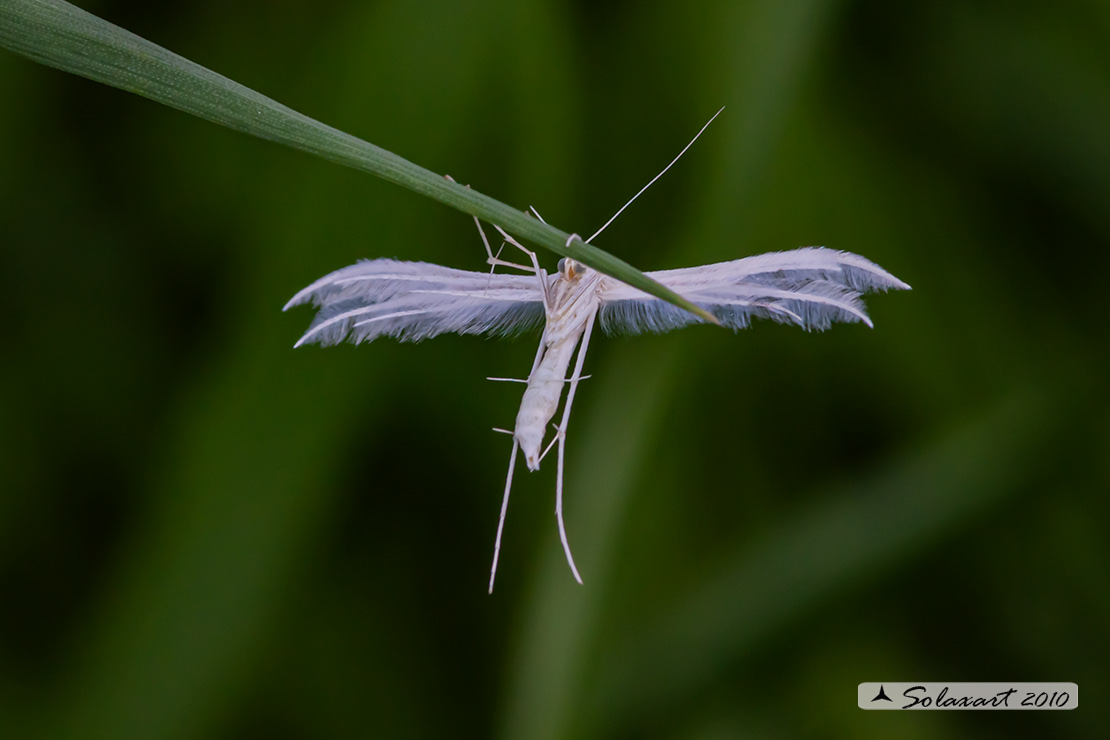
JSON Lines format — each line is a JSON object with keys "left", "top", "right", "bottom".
{"left": 558, "top": 258, "right": 588, "bottom": 280}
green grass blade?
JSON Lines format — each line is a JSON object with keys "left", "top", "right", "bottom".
{"left": 0, "top": 0, "right": 715, "bottom": 322}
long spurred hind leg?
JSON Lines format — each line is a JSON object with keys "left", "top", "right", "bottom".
{"left": 487, "top": 294, "right": 551, "bottom": 595}
{"left": 488, "top": 331, "right": 550, "bottom": 594}
{"left": 552, "top": 309, "right": 598, "bottom": 584}
{"left": 489, "top": 439, "right": 521, "bottom": 594}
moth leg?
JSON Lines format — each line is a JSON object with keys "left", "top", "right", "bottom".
{"left": 476, "top": 217, "right": 534, "bottom": 274}
{"left": 538, "top": 427, "right": 559, "bottom": 464}
{"left": 552, "top": 309, "right": 597, "bottom": 585}
{"left": 489, "top": 324, "right": 551, "bottom": 593}
{"left": 486, "top": 206, "right": 552, "bottom": 272}
{"left": 492, "top": 226, "right": 550, "bottom": 309}
{"left": 493, "top": 226, "right": 543, "bottom": 272}
{"left": 524, "top": 326, "right": 549, "bottom": 382}
{"left": 489, "top": 439, "right": 520, "bottom": 594}
{"left": 445, "top": 174, "right": 531, "bottom": 275}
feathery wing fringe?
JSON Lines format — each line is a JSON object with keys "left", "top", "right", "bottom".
{"left": 284, "top": 259, "right": 545, "bottom": 346}
{"left": 598, "top": 247, "right": 910, "bottom": 335}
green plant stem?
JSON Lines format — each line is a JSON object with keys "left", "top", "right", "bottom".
{"left": 0, "top": 0, "right": 716, "bottom": 322}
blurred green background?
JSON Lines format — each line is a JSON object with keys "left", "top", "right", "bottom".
{"left": 1, "top": 0, "right": 1107, "bottom": 738}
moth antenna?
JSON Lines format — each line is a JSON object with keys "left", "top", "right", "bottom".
{"left": 529, "top": 206, "right": 547, "bottom": 223}
{"left": 586, "top": 106, "right": 724, "bottom": 244}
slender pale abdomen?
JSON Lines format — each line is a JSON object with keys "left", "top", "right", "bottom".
{"left": 515, "top": 333, "right": 581, "bottom": 470}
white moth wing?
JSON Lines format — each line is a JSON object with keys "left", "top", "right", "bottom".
{"left": 596, "top": 247, "right": 910, "bottom": 335}
{"left": 285, "top": 259, "right": 546, "bottom": 346}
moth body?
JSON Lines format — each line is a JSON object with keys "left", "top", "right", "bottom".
{"left": 515, "top": 329, "right": 580, "bottom": 470}
{"left": 514, "top": 262, "right": 601, "bottom": 470}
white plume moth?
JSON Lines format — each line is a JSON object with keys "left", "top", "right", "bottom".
{"left": 284, "top": 110, "right": 910, "bottom": 592}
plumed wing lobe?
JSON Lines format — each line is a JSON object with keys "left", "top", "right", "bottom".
{"left": 285, "top": 259, "right": 546, "bottom": 346}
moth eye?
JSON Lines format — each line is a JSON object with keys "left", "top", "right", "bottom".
{"left": 559, "top": 258, "right": 586, "bottom": 279}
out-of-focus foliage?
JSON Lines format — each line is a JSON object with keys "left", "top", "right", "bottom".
{"left": 0, "top": 1, "right": 1105, "bottom": 739}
